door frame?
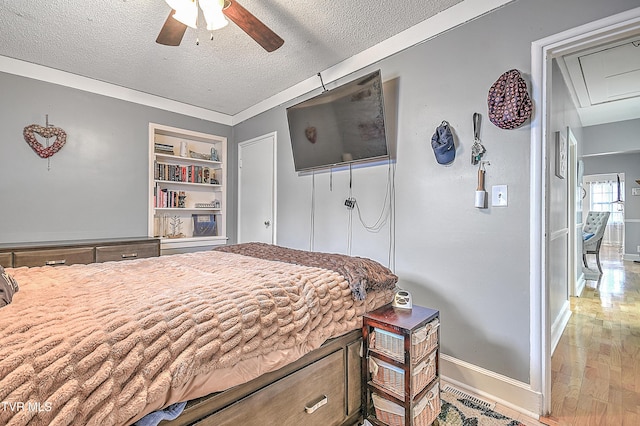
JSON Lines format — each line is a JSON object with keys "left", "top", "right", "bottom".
{"left": 567, "top": 128, "right": 577, "bottom": 298}
{"left": 530, "top": 7, "right": 640, "bottom": 415}
{"left": 237, "top": 132, "right": 278, "bottom": 245}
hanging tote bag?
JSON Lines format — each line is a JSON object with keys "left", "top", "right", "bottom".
{"left": 487, "top": 69, "right": 533, "bottom": 129}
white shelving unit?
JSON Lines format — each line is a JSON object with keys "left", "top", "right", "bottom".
{"left": 148, "top": 123, "right": 227, "bottom": 253}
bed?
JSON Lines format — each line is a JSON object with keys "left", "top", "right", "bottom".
{"left": 0, "top": 242, "right": 396, "bottom": 426}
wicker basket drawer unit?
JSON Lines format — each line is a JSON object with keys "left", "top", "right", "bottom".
{"left": 369, "top": 318, "right": 439, "bottom": 364}
{"left": 370, "top": 350, "right": 437, "bottom": 399}
{"left": 363, "top": 304, "right": 441, "bottom": 426}
{"left": 372, "top": 381, "right": 440, "bottom": 426}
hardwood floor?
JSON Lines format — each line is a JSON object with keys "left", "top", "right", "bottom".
{"left": 549, "top": 246, "right": 640, "bottom": 425}
{"left": 439, "top": 246, "right": 639, "bottom": 426}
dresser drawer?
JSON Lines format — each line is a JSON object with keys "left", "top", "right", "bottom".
{"left": 13, "top": 247, "right": 94, "bottom": 268}
{"left": 198, "top": 349, "right": 346, "bottom": 426}
{"left": 95, "top": 242, "right": 159, "bottom": 262}
{"left": 0, "top": 252, "right": 12, "bottom": 268}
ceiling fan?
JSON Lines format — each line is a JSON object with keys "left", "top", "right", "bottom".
{"left": 156, "top": 0, "right": 284, "bottom": 52}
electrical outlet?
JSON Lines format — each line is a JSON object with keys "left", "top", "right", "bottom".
{"left": 637, "top": 245, "right": 640, "bottom": 253}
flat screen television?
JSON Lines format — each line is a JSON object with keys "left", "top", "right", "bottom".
{"left": 286, "top": 70, "right": 389, "bottom": 172}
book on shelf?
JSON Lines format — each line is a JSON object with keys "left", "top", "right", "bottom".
{"left": 155, "top": 161, "right": 216, "bottom": 184}
{"left": 154, "top": 143, "right": 175, "bottom": 154}
{"left": 155, "top": 186, "right": 187, "bottom": 208}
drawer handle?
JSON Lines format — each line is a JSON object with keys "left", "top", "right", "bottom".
{"left": 45, "top": 259, "right": 66, "bottom": 266}
{"left": 121, "top": 253, "right": 138, "bottom": 259}
{"left": 304, "top": 395, "right": 327, "bottom": 414}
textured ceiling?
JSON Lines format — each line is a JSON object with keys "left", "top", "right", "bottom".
{"left": 0, "top": 0, "right": 464, "bottom": 116}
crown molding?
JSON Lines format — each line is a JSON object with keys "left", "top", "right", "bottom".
{"left": 0, "top": 56, "right": 233, "bottom": 126}
{"left": 231, "top": 0, "right": 515, "bottom": 125}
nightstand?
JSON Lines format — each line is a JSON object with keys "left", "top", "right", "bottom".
{"left": 362, "top": 304, "right": 440, "bottom": 425}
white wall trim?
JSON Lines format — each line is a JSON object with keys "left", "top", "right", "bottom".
{"left": 575, "top": 272, "right": 586, "bottom": 298}
{"left": 0, "top": 56, "right": 233, "bottom": 126}
{"left": 625, "top": 219, "right": 640, "bottom": 223}
{"left": 623, "top": 253, "right": 640, "bottom": 261}
{"left": 550, "top": 228, "right": 569, "bottom": 240}
{"left": 550, "top": 301, "right": 571, "bottom": 355}
{"left": 530, "top": 6, "right": 640, "bottom": 416}
{"left": 440, "top": 354, "right": 541, "bottom": 419}
{"left": 231, "top": 0, "right": 515, "bottom": 125}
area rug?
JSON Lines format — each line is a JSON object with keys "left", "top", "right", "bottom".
{"left": 438, "top": 389, "right": 526, "bottom": 426}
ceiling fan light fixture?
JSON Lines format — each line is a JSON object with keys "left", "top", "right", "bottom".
{"left": 200, "top": 0, "right": 228, "bottom": 31}
{"left": 168, "top": 0, "right": 198, "bottom": 29}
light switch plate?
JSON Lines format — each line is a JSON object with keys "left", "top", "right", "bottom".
{"left": 492, "top": 185, "right": 508, "bottom": 207}
{"left": 632, "top": 188, "right": 640, "bottom": 196}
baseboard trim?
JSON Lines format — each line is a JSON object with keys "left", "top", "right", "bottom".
{"left": 622, "top": 253, "right": 640, "bottom": 262}
{"left": 440, "top": 354, "right": 542, "bottom": 418}
{"left": 550, "top": 301, "right": 571, "bottom": 355}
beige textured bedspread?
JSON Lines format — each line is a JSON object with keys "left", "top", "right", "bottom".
{"left": 0, "top": 250, "right": 394, "bottom": 426}
{"left": 215, "top": 242, "right": 398, "bottom": 300}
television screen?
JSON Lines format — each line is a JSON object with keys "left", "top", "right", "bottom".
{"left": 286, "top": 70, "right": 388, "bottom": 172}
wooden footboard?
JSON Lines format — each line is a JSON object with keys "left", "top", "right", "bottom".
{"left": 163, "top": 329, "right": 363, "bottom": 426}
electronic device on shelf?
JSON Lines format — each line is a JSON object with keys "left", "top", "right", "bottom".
{"left": 392, "top": 289, "right": 413, "bottom": 309}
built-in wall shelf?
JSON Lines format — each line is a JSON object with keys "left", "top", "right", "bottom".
{"left": 148, "top": 123, "right": 227, "bottom": 253}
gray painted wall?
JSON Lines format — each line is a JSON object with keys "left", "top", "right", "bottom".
{"left": 0, "top": 72, "right": 232, "bottom": 244}
{"left": 234, "top": 0, "right": 640, "bottom": 384}
{"left": 582, "top": 118, "right": 640, "bottom": 156}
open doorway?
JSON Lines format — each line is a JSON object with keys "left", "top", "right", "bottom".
{"left": 531, "top": 7, "right": 640, "bottom": 416}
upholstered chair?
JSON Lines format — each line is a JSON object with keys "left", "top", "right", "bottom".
{"left": 582, "top": 211, "right": 611, "bottom": 273}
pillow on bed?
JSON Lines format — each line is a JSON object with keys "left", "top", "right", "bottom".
{"left": 0, "top": 266, "right": 19, "bottom": 308}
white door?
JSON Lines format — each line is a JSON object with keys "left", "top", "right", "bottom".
{"left": 238, "top": 133, "right": 276, "bottom": 244}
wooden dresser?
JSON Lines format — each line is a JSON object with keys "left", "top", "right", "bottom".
{"left": 0, "top": 237, "right": 160, "bottom": 268}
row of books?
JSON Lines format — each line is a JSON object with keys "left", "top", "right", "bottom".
{"left": 154, "top": 143, "right": 175, "bottom": 155}
{"left": 154, "top": 161, "right": 219, "bottom": 184}
{"left": 154, "top": 188, "right": 186, "bottom": 208}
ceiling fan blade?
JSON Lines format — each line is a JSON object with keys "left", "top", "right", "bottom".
{"left": 223, "top": 0, "right": 284, "bottom": 52}
{"left": 156, "top": 10, "right": 187, "bottom": 46}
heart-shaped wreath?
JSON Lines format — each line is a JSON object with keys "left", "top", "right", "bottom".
{"left": 23, "top": 124, "right": 67, "bottom": 159}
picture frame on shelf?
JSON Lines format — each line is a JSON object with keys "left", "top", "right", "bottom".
{"left": 192, "top": 214, "right": 217, "bottom": 237}
{"left": 555, "top": 131, "right": 567, "bottom": 179}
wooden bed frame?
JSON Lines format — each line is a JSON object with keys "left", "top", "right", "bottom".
{"left": 163, "top": 329, "right": 364, "bottom": 426}
{"left": 0, "top": 240, "right": 381, "bottom": 426}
